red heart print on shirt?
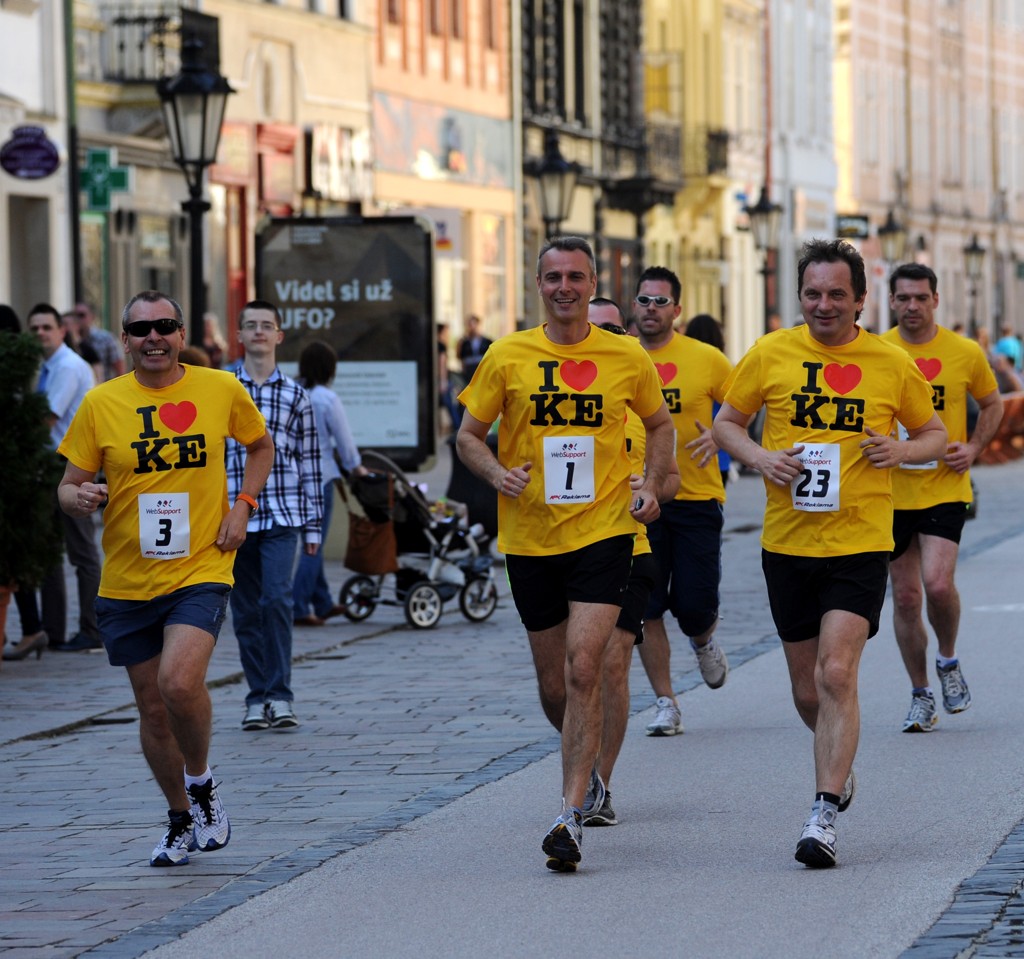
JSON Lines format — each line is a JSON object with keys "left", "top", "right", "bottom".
{"left": 159, "top": 401, "right": 198, "bottom": 433}
{"left": 823, "top": 363, "right": 862, "bottom": 395}
{"left": 915, "top": 357, "right": 942, "bottom": 381}
{"left": 655, "top": 363, "right": 677, "bottom": 386}
{"left": 561, "top": 360, "right": 598, "bottom": 392}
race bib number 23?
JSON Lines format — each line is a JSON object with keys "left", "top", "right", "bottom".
{"left": 138, "top": 493, "right": 191, "bottom": 560}
{"left": 791, "top": 443, "right": 840, "bottom": 512}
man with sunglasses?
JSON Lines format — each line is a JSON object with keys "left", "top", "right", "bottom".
{"left": 56, "top": 290, "right": 273, "bottom": 867}
{"left": 632, "top": 267, "right": 734, "bottom": 736}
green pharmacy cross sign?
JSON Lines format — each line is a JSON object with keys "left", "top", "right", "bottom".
{"left": 80, "top": 148, "right": 131, "bottom": 211}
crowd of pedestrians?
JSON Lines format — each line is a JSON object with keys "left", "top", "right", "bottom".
{"left": 0, "top": 230, "right": 1017, "bottom": 876}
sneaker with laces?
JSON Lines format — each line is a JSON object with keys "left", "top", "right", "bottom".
{"left": 150, "top": 809, "right": 197, "bottom": 867}
{"left": 646, "top": 696, "right": 684, "bottom": 736}
{"left": 583, "top": 791, "right": 618, "bottom": 827}
{"left": 581, "top": 768, "right": 606, "bottom": 819}
{"left": 937, "top": 660, "right": 972, "bottom": 714}
{"left": 266, "top": 699, "right": 300, "bottom": 729}
{"left": 542, "top": 801, "right": 583, "bottom": 872}
{"left": 242, "top": 702, "right": 269, "bottom": 731}
{"left": 838, "top": 769, "right": 856, "bottom": 813}
{"left": 186, "top": 778, "right": 231, "bottom": 851}
{"left": 693, "top": 636, "right": 729, "bottom": 689}
{"left": 902, "top": 691, "right": 938, "bottom": 732}
{"left": 795, "top": 800, "right": 838, "bottom": 868}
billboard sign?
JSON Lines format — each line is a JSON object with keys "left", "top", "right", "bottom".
{"left": 256, "top": 216, "right": 435, "bottom": 471}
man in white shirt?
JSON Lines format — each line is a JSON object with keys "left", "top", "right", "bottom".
{"left": 28, "top": 305, "right": 103, "bottom": 651}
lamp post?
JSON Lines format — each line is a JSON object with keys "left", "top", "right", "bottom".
{"left": 963, "top": 233, "right": 986, "bottom": 339}
{"left": 745, "top": 185, "right": 783, "bottom": 334}
{"left": 878, "top": 209, "right": 907, "bottom": 328}
{"left": 535, "top": 129, "right": 580, "bottom": 238}
{"left": 157, "top": 39, "right": 234, "bottom": 345}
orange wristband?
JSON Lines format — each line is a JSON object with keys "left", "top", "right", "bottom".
{"left": 236, "top": 493, "right": 259, "bottom": 515}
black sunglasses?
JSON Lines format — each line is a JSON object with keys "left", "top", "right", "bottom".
{"left": 123, "top": 318, "right": 183, "bottom": 338}
{"left": 635, "top": 294, "right": 674, "bottom": 308}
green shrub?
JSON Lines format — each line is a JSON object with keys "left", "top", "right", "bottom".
{"left": 0, "top": 332, "right": 65, "bottom": 587}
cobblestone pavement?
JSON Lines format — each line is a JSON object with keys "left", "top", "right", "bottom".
{"left": 3, "top": 452, "right": 1024, "bottom": 958}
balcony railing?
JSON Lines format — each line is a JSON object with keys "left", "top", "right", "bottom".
{"left": 100, "top": 4, "right": 183, "bottom": 83}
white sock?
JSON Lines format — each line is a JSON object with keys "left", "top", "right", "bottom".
{"left": 184, "top": 766, "right": 212, "bottom": 788}
{"left": 936, "top": 654, "right": 958, "bottom": 668}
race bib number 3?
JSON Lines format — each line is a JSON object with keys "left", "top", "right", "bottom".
{"left": 543, "top": 435, "right": 596, "bottom": 504}
{"left": 791, "top": 443, "right": 840, "bottom": 512}
{"left": 138, "top": 493, "right": 191, "bottom": 560}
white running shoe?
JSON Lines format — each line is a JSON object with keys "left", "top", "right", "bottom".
{"left": 795, "top": 800, "right": 838, "bottom": 869}
{"left": 150, "top": 810, "right": 197, "bottom": 867}
{"left": 645, "top": 696, "right": 684, "bottom": 736}
{"left": 902, "top": 692, "right": 938, "bottom": 733}
{"left": 693, "top": 636, "right": 729, "bottom": 689}
{"left": 937, "top": 660, "right": 972, "bottom": 713}
{"left": 187, "top": 778, "right": 231, "bottom": 851}
{"left": 542, "top": 801, "right": 583, "bottom": 872}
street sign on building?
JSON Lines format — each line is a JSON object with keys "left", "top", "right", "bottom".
{"left": 836, "top": 213, "right": 870, "bottom": 240}
{"left": 256, "top": 216, "right": 435, "bottom": 471}
{"left": 0, "top": 126, "right": 60, "bottom": 179}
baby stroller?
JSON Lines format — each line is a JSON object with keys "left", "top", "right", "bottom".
{"left": 337, "top": 451, "right": 498, "bottom": 629}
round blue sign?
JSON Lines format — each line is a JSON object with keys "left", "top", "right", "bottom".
{"left": 0, "top": 125, "right": 60, "bottom": 180}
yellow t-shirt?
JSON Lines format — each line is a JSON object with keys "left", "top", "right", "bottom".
{"left": 459, "top": 324, "right": 665, "bottom": 557}
{"left": 644, "top": 333, "right": 732, "bottom": 503}
{"left": 881, "top": 325, "right": 998, "bottom": 509}
{"left": 723, "top": 325, "right": 936, "bottom": 556}
{"left": 58, "top": 366, "right": 266, "bottom": 600}
{"left": 624, "top": 412, "right": 651, "bottom": 557}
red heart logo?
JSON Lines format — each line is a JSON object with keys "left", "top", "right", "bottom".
{"left": 823, "top": 363, "right": 862, "bottom": 395}
{"left": 560, "top": 360, "right": 598, "bottom": 392}
{"left": 655, "top": 362, "right": 677, "bottom": 386}
{"left": 915, "top": 357, "right": 942, "bottom": 381}
{"left": 159, "top": 401, "right": 198, "bottom": 434}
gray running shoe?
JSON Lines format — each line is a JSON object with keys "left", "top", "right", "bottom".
{"left": 646, "top": 696, "right": 684, "bottom": 736}
{"left": 242, "top": 702, "right": 269, "bottom": 731}
{"left": 795, "top": 800, "right": 838, "bottom": 869}
{"left": 937, "top": 660, "right": 972, "bottom": 713}
{"left": 902, "top": 692, "right": 938, "bottom": 733}
{"left": 838, "top": 769, "right": 856, "bottom": 813}
{"left": 542, "top": 801, "right": 583, "bottom": 872}
{"left": 150, "top": 810, "right": 197, "bottom": 867}
{"left": 694, "top": 636, "right": 729, "bottom": 689}
{"left": 266, "top": 699, "right": 300, "bottom": 729}
{"left": 581, "top": 768, "right": 606, "bottom": 819}
{"left": 583, "top": 791, "right": 618, "bottom": 827}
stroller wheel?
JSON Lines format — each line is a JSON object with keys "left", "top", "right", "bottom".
{"left": 339, "top": 575, "right": 378, "bottom": 621}
{"left": 403, "top": 582, "right": 443, "bottom": 629}
{"left": 459, "top": 577, "right": 498, "bottom": 622}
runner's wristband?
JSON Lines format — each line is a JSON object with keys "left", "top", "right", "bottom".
{"left": 236, "top": 493, "right": 259, "bottom": 515}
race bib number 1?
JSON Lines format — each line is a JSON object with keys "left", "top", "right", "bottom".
{"left": 791, "top": 443, "right": 840, "bottom": 512}
{"left": 543, "top": 435, "right": 596, "bottom": 504}
{"left": 138, "top": 493, "right": 191, "bottom": 560}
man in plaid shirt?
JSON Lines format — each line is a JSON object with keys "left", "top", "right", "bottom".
{"left": 227, "top": 300, "right": 323, "bottom": 731}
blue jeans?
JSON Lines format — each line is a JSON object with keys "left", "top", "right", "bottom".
{"left": 231, "top": 524, "right": 300, "bottom": 706}
{"left": 292, "top": 480, "right": 336, "bottom": 619}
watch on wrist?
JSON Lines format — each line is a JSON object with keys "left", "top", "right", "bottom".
{"left": 236, "top": 493, "right": 259, "bottom": 515}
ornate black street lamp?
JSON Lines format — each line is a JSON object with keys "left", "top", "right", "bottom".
{"left": 963, "top": 234, "right": 986, "bottom": 338}
{"left": 745, "top": 185, "right": 783, "bottom": 333}
{"left": 157, "top": 39, "right": 234, "bottom": 345}
{"left": 878, "top": 208, "right": 907, "bottom": 265}
{"left": 536, "top": 129, "right": 580, "bottom": 238}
